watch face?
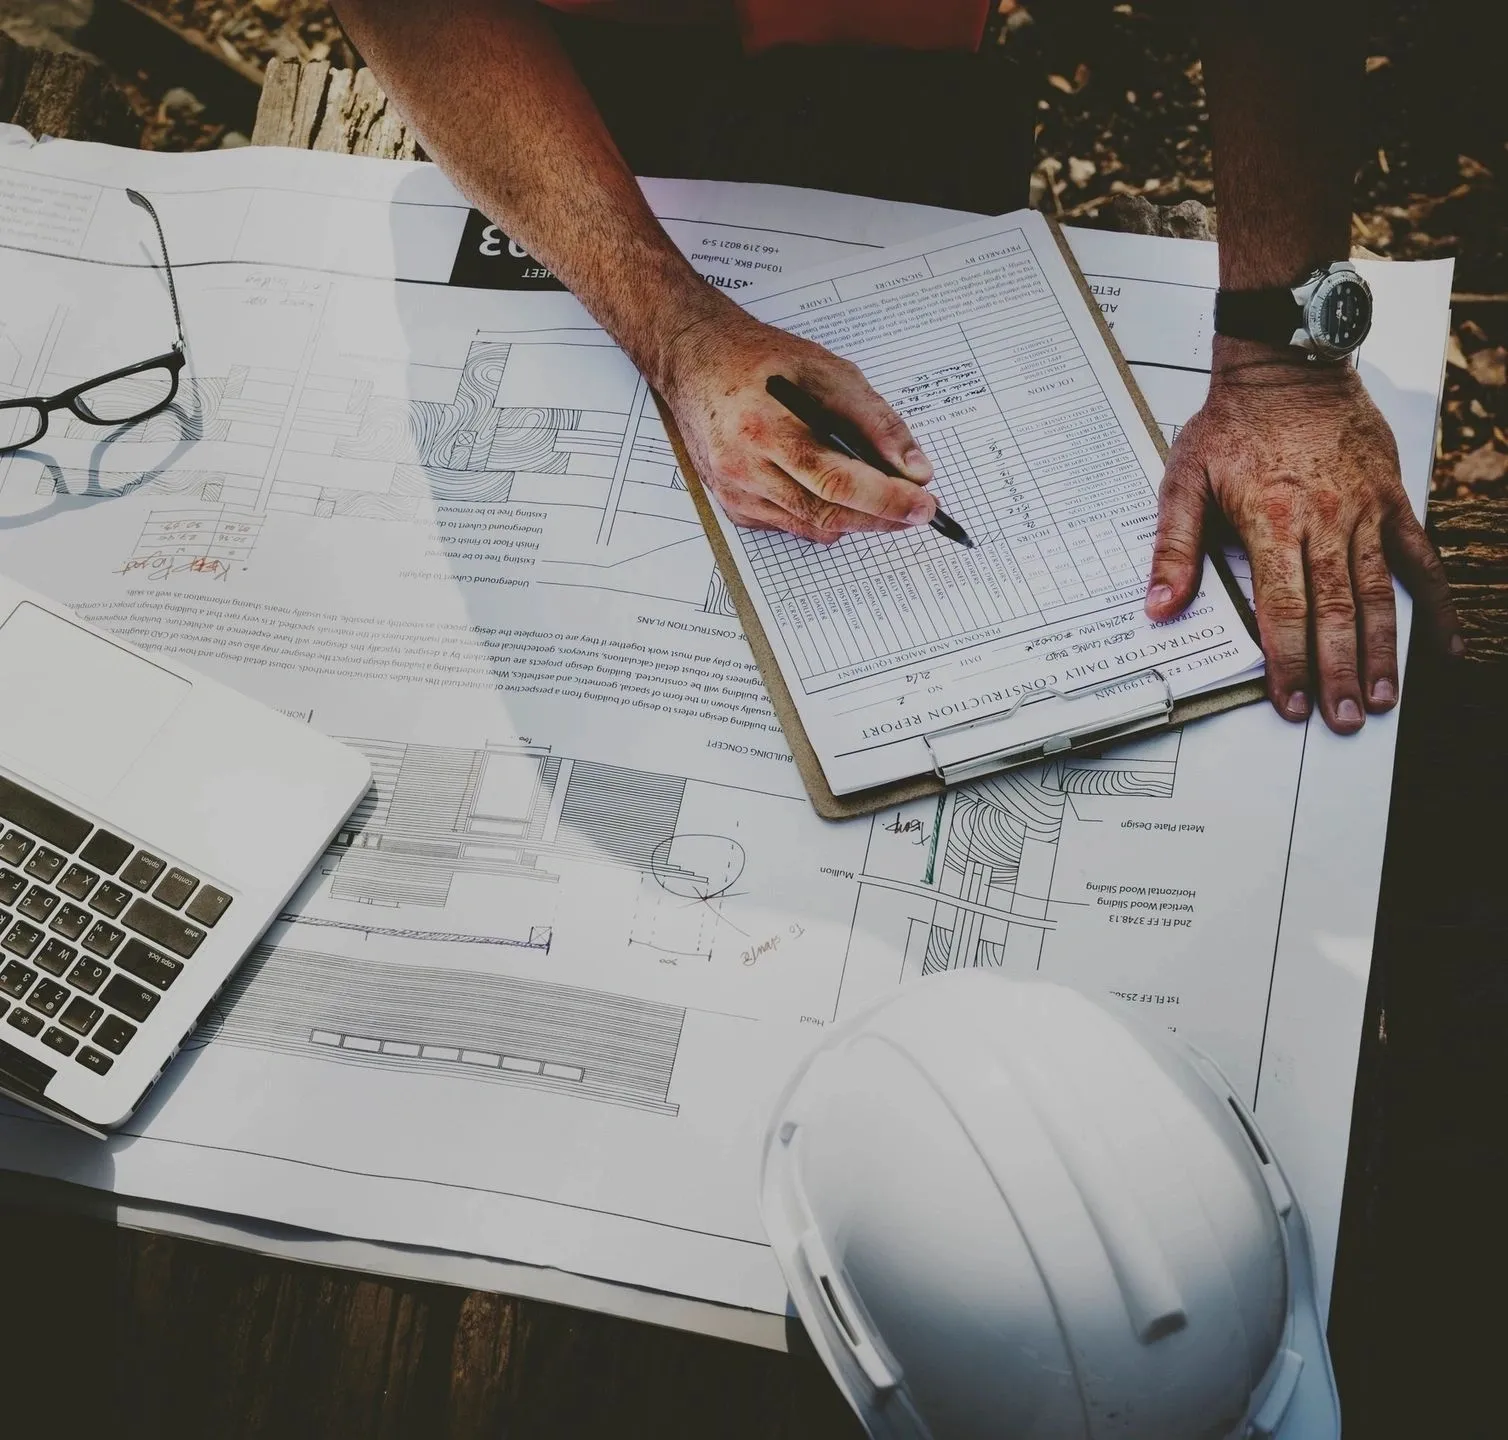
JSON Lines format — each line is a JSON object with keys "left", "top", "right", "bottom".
{"left": 1308, "top": 273, "right": 1374, "bottom": 357}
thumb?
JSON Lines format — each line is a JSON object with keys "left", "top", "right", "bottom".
{"left": 1146, "top": 450, "right": 1210, "bottom": 620}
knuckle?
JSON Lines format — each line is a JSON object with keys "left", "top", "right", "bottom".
{"left": 1311, "top": 590, "right": 1357, "bottom": 625}
{"left": 871, "top": 406, "right": 909, "bottom": 441}
{"left": 811, "top": 463, "right": 856, "bottom": 506}
{"left": 1308, "top": 487, "right": 1343, "bottom": 529}
{"left": 1262, "top": 594, "right": 1309, "bottom": 628}
{"left": 1154, "top": 528, "right": 1201, "bottom": 565}
{"left": 1264, "top": 646, "right": 1307, "bottom": 681}
{"left": 1160, "top": 461, "right": 1204, "bottom": 501}
{"left": 812, "top": 502, "right": 851, "bottom": 534}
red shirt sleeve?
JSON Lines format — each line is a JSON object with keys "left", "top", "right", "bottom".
{"left": 536, "top": 0, "right": 990, "bottom": 53}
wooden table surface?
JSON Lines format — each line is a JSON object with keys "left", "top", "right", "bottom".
{"left": 4, "top": 59, "right": 1507, "bottom": 1440}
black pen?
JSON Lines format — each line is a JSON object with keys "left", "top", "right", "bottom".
{"left": 765, "top": 375, "right": 974, "bottom": 548}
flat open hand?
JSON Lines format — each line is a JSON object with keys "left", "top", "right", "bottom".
{"left": 657, "top": 303, "right": 937, "bottom": 543}
{"left": 1145, "top": 338, "right": 1463, "bottom": 732}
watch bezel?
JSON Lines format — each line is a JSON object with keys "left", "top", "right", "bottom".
{"left": 1301, "top": 267, "right": 1374, "bottom": 361}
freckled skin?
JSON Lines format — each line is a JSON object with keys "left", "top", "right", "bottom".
{"left": 1149, "top": 338, "right": 1458, "bottom": 733}
{"left": 337, "top": 0, "right": 1462, "bottom": 730}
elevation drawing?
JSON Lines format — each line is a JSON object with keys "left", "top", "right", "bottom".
{"left": 197, "top": 943, "right": 684, "bottom": 1114}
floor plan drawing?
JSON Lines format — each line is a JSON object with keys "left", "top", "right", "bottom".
{"left": 16, "top": 312, "right": 721, "bottom": 608}
{"left": 197, "top": 942, "right": 685, "bottom": 1114}
{"left": 844, "top": 732, "right": 1182, "bottom": 1003}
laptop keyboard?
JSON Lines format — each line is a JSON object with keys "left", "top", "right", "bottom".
{"left": 0, "top": 774, "right": 232, "bottom": 1082}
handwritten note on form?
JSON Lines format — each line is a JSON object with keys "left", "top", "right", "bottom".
{"left": 715, "top": 210, "right": 1263, "bottom": 794}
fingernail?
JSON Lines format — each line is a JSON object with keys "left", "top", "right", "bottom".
{"left": 1286, "top": 691, "right": 1310, "bottom": 720}
{"left": 907, "top": 498, "right": 936, "bottom": 525}
{"left": 1370, "top": 678, "right": 1396, "bottom": 707}
{"left": 1146, "top": 584, "right": 1173, "bottom": 610}
{"left": 1449, "top": 633, "right": 1467, "bottom": 658}
{"left": 1336, "top": 698, "right": 1363, "bottom": 727}
{"left": 903, "top": 447, "right": 933, "bottom": 482}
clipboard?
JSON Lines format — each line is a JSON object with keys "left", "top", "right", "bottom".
{"left": 657, "top": 220, "right": 1267, "bottom": 820}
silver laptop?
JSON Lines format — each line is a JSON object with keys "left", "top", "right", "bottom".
{"left": 0, "top": 573, "right": 370, "bottom": 1132}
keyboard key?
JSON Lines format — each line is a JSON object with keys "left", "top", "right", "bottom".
{"left": 0, "top": 1035, "right": 55, "bottom": 1092}
{"left": 49, "top": 903, "right": 90, "bottom": 941}
{"left": 1, "top": 921, "right": 42, "bottom": 960}
{"left": 66, "top": 957, "right": 109, "bottom": 995}
{"left": 0, "top": 831, "right": 33, "bottom": 866}
{"left": 60, "top": 996, "right": 102, "bottom": 1036}
{"left": 115, "top": 938, "right": 183, "bottom": 991}
{"left": 121, "top": 900, "right": 205, "bottom": 959}
{"left": 17, "top": 886, "right": 58, "bottom": 924}
{"left": 56, "top": 864, "right": 98, "bottom": 901}
{"left": 23, "top": 847, "right": 64, "bottom": 884}
{"left": 76, "top": 1047, "right": 112, "bottom": 1075}
{"left": 94, "top": 1013, "right": 139, "bottom": 1052}
{"left": 78, "top": 830, "right": 131, "bottom": 874}
{"left": 0, "top": 869, "right": 24, "bottom": 908}
{"left": 34, "top": 938, "right": 75, "bottom": 977}
{"left": 41, "top": 1026, "right": 76, "bottom": 1056}
{"left": 185, "top": 886, "right": 232, "bottom": 928}
{"left": 0, "top": 998, "right": 7, "bottom": 1019}
{"left": 26, "top": 978, "right": 67, "bottom": 1017}
{"left": 0, "top": 776, "right": 91, "bottom": 852}
{"left": 0, "top": 959, "right": 37, "bottom": 997}
{"left": 153, "top": 868, "right": 199, "bottom": 910}
{"left": 6, "top": 1008, "right": 42, "bottom": 1037}
{"left": 82, "top": 921, "right": 125, "bottom": 959}
{"left": 101, "top": 975, "right": 158, "bottom": 1024}
{"left": 120, "top": 852, "right": 166, "bottom": 891}
{"left": 92, "top": 881, "right": 132, "bottom": 919}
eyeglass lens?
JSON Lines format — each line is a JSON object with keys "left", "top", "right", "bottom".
{"left": 72, "top": 366, "right": 178, "bottom": 425}
{"left": 0, "top": 404, "right": 47, "bottom": 451}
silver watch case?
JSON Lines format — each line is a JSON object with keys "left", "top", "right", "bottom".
{"left": 1290, "top": 262, "right": 1374, "bottom": 362}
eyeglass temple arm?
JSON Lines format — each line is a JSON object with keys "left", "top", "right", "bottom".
{"left": 126, "top": 189, "right": 186, "bottom": 352}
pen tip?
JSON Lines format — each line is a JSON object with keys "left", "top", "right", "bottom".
{"left": 930, "top": 512, "right": 974, "bottom": 547}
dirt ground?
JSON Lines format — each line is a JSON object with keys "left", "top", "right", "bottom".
{"left": 16, "top": 0, "right": 1506, "bottom": 498}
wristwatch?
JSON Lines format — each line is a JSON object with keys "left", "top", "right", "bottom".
{"left": 1213, "top": 261, "right": 1374, "bottom": 361}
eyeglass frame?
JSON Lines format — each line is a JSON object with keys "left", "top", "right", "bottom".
{"left": 0, "top": 189, "right": 188, "bottom": 456}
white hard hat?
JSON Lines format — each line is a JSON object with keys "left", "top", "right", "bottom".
{"left": 760, "top": 972, "right": 1340, "bottom": 1440}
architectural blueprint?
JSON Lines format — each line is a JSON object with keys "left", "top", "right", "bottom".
{"left": 0, "top": 136, "right": 1452, "bottom": 1327}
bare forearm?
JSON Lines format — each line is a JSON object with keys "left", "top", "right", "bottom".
{"left": 334, "top": 0, "right": 728, "bottom": 386}
{"left": 1200, "top": 0, "right": 1362, "bottom": 290}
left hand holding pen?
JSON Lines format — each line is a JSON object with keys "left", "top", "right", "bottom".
{"left": 1144, "top": 337, "right": 1464, "bottom": 733}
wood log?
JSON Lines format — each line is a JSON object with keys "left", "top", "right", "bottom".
{"left": 1430, "top": 496, "right": 1508, "bottom": 660}
{"left": 0, "top": 25, "right": 140, "bottom": 145}
{"left": 252, "top": 57, "right": 418, "bottom": 161}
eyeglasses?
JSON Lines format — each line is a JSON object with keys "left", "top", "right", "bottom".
{"left": 0, "top": 189, "right": 187, "bottom": 455}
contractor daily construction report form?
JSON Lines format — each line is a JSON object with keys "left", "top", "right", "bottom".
{"left": 714, "top": 210, "right": 1264, "bottom": 793}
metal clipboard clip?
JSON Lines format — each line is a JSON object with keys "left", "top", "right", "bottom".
{"left": 921, "top": 668, "right": 1175, "bottom": 786}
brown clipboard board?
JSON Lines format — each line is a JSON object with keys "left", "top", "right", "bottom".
{"left": 657, "top": 217, "right": 1266, "bottom": 819}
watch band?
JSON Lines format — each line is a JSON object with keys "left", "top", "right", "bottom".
{"left": 1213, "top": 287, "right": 1304, "bottom": 348}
